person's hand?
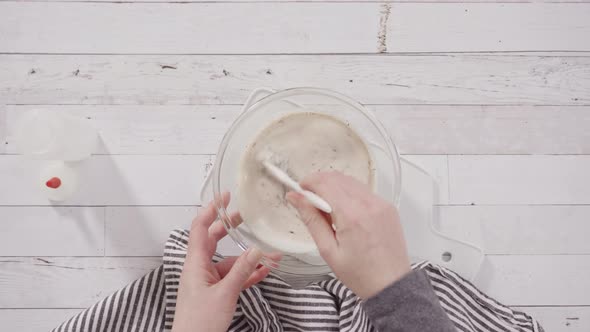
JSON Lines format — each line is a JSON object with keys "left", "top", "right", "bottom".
{"left": 286, "top": 172, "right": 411, "bottom": 299}
{"left": 172, "top": 193, "right": 270, "bottom": 332}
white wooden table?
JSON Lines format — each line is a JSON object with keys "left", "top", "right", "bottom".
{"left": 1, "top": 1, "right": 590, "bottom": 331}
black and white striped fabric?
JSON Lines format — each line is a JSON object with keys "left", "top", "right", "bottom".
{"left": 53, "top": 229, "right": 544, "bottom": 332}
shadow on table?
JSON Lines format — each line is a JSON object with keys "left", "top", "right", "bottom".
{"left": 57, "top": 136, "right": 163, "bottom": 264}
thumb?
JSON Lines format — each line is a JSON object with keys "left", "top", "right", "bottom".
{"left": 220, "top": 248, "right": 263, "bottom": 294}
{"left": 286, "top": 192, "right": 337, "bottom": 256}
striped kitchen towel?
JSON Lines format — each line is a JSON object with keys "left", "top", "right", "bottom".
{"left": 53, "top": 229, "right": 544, "bottom": 332}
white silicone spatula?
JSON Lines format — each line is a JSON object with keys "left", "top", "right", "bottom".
{"left": 261, "top": 160, "right": 333, "bottom": 214}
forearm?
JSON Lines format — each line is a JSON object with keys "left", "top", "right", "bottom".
{"left": 363, "top": 269, "right": 455, "bottom": 332}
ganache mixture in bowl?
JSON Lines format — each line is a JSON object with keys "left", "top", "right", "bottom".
{"left": 238, "top": 112, "right": 374, "bottom": 258}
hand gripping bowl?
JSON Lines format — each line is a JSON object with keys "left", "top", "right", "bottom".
{"left": 201, "top": 87, "right": 402, "bottom": 277}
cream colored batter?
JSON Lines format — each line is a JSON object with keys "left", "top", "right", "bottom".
{"left": 238, "top": 112, "right": 374, "bottom": 255}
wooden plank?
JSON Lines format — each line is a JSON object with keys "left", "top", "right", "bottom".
{"left": 515, "top": 306, "right": 590, "bottom": 332}
{"left": 105, "top": 206, "right": 197, "bottom": 256}
{"left": 0, "top": 207, "right": 104, "bottom": 256}
{"left": 0, "top": 309, "right": 81, "bottom": 332}
{"left": 374, "top": 105, "right": 590, "bottom": 155}
{"left": 1, "top": 54, "right": 589, "bottom": 105}
{"left": 449, "top": 155, "right": 590, "bottom": 205}
{"left": 387, "top": 3, "right": 590, "bottom": 52}
{"left": 1, "top": 3, "right": 589, "bottom": 53}
{"left": 105, "top": 206, "right": 243, "bottom": 256}
{"left": 5, "top": 105, "right": 241, "bottom": 155}
{"left": 6, "top": 105, "right": 590, "bottom": 155}
{"left": 0, "top": 155, "right": 209, "bottom": 206}
{"left": 0, "top": 104, "right": 5, "bottom": 154}
{"left": 0, "top": 257, "right": 160, "bottom": 308}
{"left": 0, "top": 2, "right": 380, "bottom": 54}
{"left": 106, "top": 204, "right": 590, "bottom": 257}
{"left": 438, "top": 205, "right": 590, "bottom": 255}
{"left": 0, "top": 255, "right": 586, "bottom": 307}
{"left": 4, "top": 156, "right": 588, "bottom": 207}
{"left": 475, "top": 255, "right": 590, "bottom": 306}
{"left": 0, "top": 154, "right": 446, "bottom": 206}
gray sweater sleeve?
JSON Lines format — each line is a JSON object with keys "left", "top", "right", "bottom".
{"left": 363, "top": 269, "right": 456, "bottom": 332}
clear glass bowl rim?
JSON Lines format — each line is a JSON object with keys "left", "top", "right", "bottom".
{"left": 211, "top": 87, "right": 402, "bottom": 275}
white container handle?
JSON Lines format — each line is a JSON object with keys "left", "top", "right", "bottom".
{"left": 200, "top": 88, "right": 276, "bottom": 204}
{"left": 240, "top": 87, "right": 276, "bottom": 114}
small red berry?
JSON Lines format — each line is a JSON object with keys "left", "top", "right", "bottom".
{"left": 46, "top": 177, "right": 62, "bottom": 189}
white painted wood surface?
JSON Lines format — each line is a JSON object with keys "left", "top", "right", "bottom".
{"left": 105, "top": 206, "right": 198, "bottom": 256}
{"left": 0, "top": 257, "right": 161, "bottom": 308}
{"left": 0, "top": 155, "right": 209, "bottom": 205}
{"left": 438, "top": 205, "right": 590, "bottom": 255}
{"left": 449, "top": 155, "right": 590, "bottom": 205}
{"left": 0, "top": 154, "right": 446, "bottom": 206}
{"left": 1, "top": 309, "right": 81, "bottom": 332}
{"left": 387, "top": 3, "right": 590, "bottom": 52}
{"left": 1, "top": 0, "right": 588, "bottom": 330}
{"left": 1, "top": 54, "right": 588, "bottom": 105}
{"left": 1, "top": 3, "right": 589, "bottom": 53}
{"left": 0, "top": 207, "right": 104, "bottom": 256}
{"left": 515, "top": 306, "right": 590, "bottom": 332}
{"left": 476, "top": 255, "right": 590, "bottom": 306}
{"left": 5, "top": 105, "right": 590, "bottom": 155}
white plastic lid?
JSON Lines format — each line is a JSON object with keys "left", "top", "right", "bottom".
{"left": 14, "top": 110, "right": 61, "bottom": 157}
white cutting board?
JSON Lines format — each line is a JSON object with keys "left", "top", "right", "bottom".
{"left": 399, "top": 158, "right": 484, "bottom": 281}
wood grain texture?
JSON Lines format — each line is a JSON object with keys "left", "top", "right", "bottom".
{"left": 0, "top": 154, "right": 447, "bottom": 206}
{"left": 515, "top": 306, "right": 590, "bottom": 332}
{"left": 105, "top": 206, "right": 244, "bottom": 257}
{"left": 5, "top": 105, "right": 241, "bottom": 155}
{"left": 1, "top": 3, "right": 589, "bottom": 53}
{"left": 1, "top": 54, "right": 589, "bottom": 105}
{"left": 0, "top": 207, "right": 104, "bottom": 256}
{"left": 6, "top": 105, "right": 590, "bottom": 155}
{"left": 0, "top": 105, "right": 5, "bottom": 154}
{"left": 0, "top": 257, "right": 161, "bottom": 308}
{"left": 0, "top": 155, "right": 209, "bottom": 206}
{"left": 387, "top": 3, "right": 590, "bottom": 52}
{"left": 438, "top": 205, "right": 590, "bottom": 255}
{"left": 0, "top": 309, "right": 81, "bottom": 332}
{"left": 449, "top": 155, "right": 590, "bottom": 205}
{"left": 3, "top": 155, "right": 589, "bottom": 206}
{"left": 105, "top": 206, "right": 197, "bottom": 256}
{"left": 0, "top": 255, "right": 586, "bottom": 307}
{"left": 373, "top": 105, "right": 590, "bottom": 155}
{"left": 0, "top": 2, "right": 380, "bottom": 54}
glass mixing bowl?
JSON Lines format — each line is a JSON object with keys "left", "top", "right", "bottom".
{"left": 209, "top": 87, "right": 401, "bottom": 276}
